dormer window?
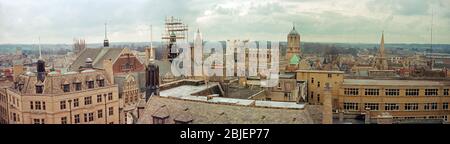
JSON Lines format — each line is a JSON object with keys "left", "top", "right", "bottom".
{"left": 18, "top": 83, "right": 24, "bottom": 91}
{"left": 152, "top": 106, "right": 169, "bottom": 124}
{"left": 87, "top": 80, "right": 94, "bottom": 89}
{"left": 36, "top": 81, "right": 44, "bottom": 94}
{"left": 36, "top": 85, "right": 43, "bottom": 94}
{"left": 74, "top": 82, "right": 82, "bottom": 91}
{"left": 62, "top": 84, "right": 70, "bottom": 92}
{"left": 152, "top": 116, "right": 168, "bottom": 124}
{"left": 98, "top": 79, "right": 105, "bottom": 87}
{"left": 174, "top": 109, "right": 193, "bottom": 124}
{"left": 174, "top": 120, "right": 192, "bottom": 124}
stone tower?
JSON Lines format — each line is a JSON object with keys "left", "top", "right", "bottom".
{"left": 286, "top": 25, "right": 301, "bottom": 72}
{"left": 322, "top": 83, "right": 333, "bottom": 124}
{"left": 145, "top": 60, "right": 160, "bottom": 101}
{"left": 286, "top": 25, "right": 301, "bottom": 62}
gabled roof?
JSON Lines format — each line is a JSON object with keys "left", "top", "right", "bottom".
{"left": 152, "top": 106, "right": 170, "bottom": 119}
{"left": 68, "top": 48, "right": 125, "bottom": 71}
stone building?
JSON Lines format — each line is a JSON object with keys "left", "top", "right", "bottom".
{"left": 68, "top": 47, "right": 146, "bottom": 124}
{"left": 0, "top": 79, "right": 13, "bottom": 124}
{"left": 338, "top": 78, "right": 450, "bottom": 123}
{"left": 285, "top": 25, "right": 301, "bottom": 72}
{"left": 296, "top": 70, "right": 344, "bottom": 107}
{"left": 5, "top": 58, "right": 119, "bottom": 124}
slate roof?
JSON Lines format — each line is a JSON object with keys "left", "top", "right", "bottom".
{"left": 68, "top": 48, "right": 125, "bottom": 71}
{"left": 137, "top": 96, "right": 321, "bottom": 124}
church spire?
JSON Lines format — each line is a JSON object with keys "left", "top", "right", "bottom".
{"left": 38, "top": 37, "right": 42, "bottom": 60}
{"left": 379, "top": 31, "right": 385, "bottom": 58}
{"left": 149, "top": 24, "right": 155, "bottom": 62}
{"left": 150, "top": 24, "right": 153, "bottom": 49}
{"left": 37, "top": 37, "right": 46, "bottom": 82}
{"left": 292, "top": 22, "right": 296, "bottom": 30}
{"left": 103, "top": 22, "right": 109, "bottom": 47}
{"left": 104, "top": 22, "right": 108, "bottom": 40}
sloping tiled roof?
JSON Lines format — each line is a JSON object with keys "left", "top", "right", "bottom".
{"left": 93, "top": 48, "right": 124, "bottom": 68}
{"left": 68, "top": 48, "right": 101, "bottom": 71}
{"left": 68, "top": 48, "right": 124, "bottom": 71}
{"left": 11, "top": 69, "right": 114, "bottom": 95}
{"left": 153, "top": 60, "right": 172, "bottom": 77}
{"left": 138, "top": 96, "right": 321, "bottom": 124}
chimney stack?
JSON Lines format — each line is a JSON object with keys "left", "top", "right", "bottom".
{"left": 322, "top": 83, "right": 333, "bottom": 124}
{"left": 103, "top": 59, "right": 114, "bottom": 84}
{"left": 365, "top": 108, "right": 371, "bottom": 124}
{"left": 85, "top": 58, "right": 93, "bottom": 69}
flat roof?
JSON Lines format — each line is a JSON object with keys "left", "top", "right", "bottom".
{"left": 159, "top": 84, "right": 218, "bottom": 97}
{"left": 255, "top": 101, "right": 305, "bottom": 109}
{"left": 169, "top": 95, "right": 209, "bottom": 101}
{"left": 280, "top": 73, "right": 296, "bottom": 78}
{"left": 343, "top": 79, "right": 450, "bottom": 86}
{"left": 158, "top": 83, "right": 307, "bottom": 110}
{"left": 296, "top": 70, "right": 344, "bottom": 74}
{"left": 208, "top": 97, "right": 255, "bottom": 106}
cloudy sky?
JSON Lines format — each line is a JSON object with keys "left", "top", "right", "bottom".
{"left": 0, "top": 0, "right": 449, "bottom": 44}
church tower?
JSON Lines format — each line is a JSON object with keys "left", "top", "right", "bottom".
{"left": 374, "top": 32, "right": 388, "bottom": 70}
{"left": 286, "top": 24, "right": 301, "bottom": 72}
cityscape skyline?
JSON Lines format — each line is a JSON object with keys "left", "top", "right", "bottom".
{"left": 1, "top": 2, "right": 450, "bottom": 126}
{"left": 1, "top": 0, "right": 449, "bottom": 44}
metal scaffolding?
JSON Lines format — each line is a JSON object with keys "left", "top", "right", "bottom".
{"left": 162, "top": 16, "right": 189, "bottom": 62}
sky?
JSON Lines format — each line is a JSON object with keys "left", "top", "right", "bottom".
{"left": 0, "top": 0, "right": 449, "bottom": 44}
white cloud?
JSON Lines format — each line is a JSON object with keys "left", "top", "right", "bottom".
{"left": 0, "top": 0, "right": 449, "bottom": 44}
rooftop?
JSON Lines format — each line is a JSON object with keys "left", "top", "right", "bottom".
{"left": 296, "top": 70, "right": 344, "bottom": 74}
{"left": 68, "top": 48, "right": 125, "bottom": 71}
{"left": 280, "top": 73, "right": 296, "bottom": 79}
{"left": 343, "top": 79, "right": 450, "bottom": 86}
{"left": 159, "top": 84, "right": 219, "bottom": 97}
{"left": 225, "top": 83, "right": 265, "bottom": 99}
{"left": 137, "top": 96, "right": 319, "bottom": 124}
